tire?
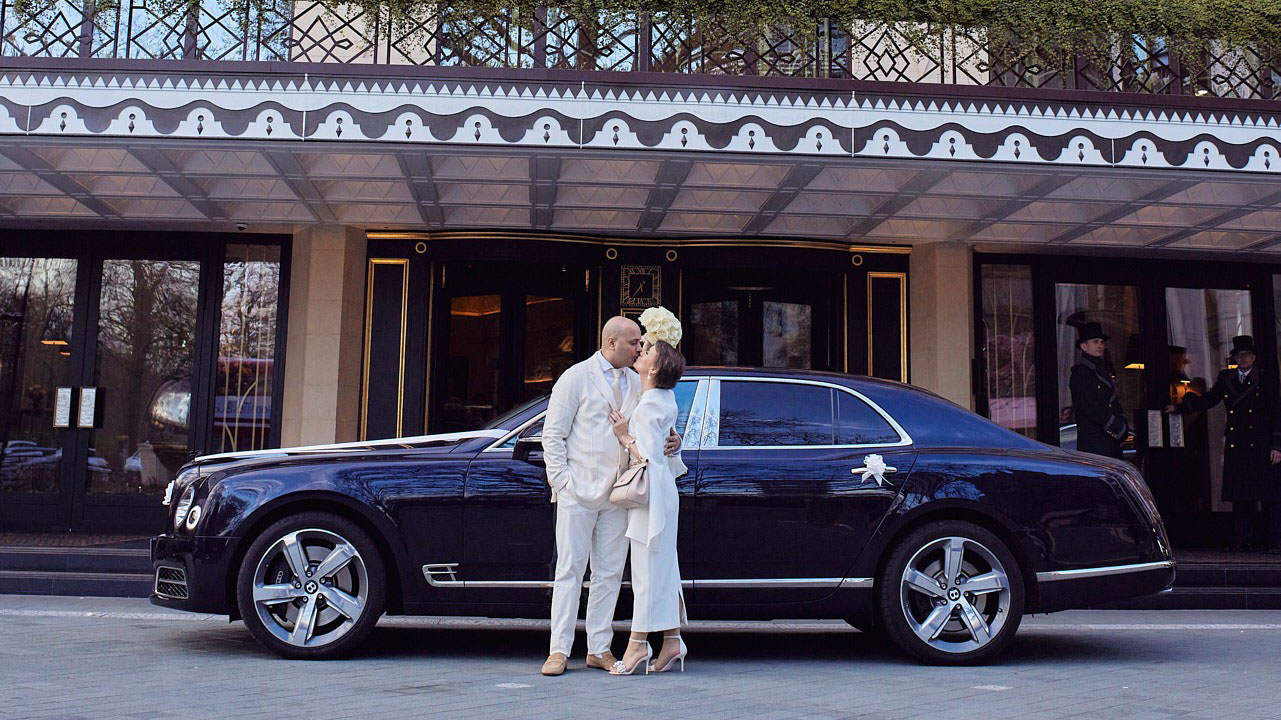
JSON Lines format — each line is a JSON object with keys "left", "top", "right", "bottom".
{"left": 236, "top": 512, "right": 386, "bottom": 660}
{"left": 876, "top": 520, "right": 1024, "bottom": 665}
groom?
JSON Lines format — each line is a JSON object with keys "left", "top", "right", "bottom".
{"left": 540, "top": 316, "right": 680, "bottom": 676}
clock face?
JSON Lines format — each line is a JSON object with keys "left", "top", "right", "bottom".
{"left": 621, "top": 265, "right": 661, "bottom": 308}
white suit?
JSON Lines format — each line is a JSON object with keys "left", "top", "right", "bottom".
{"left": 542, "top": 352, "right": 640, "bottom": 657}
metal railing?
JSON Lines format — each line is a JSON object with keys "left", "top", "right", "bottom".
{"left": 3, "top": 1, "right": 1278, "bottom": 100}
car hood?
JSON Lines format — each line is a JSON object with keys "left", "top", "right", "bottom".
{"left": 191, "top": 429, "right": 508, "bottom": 467}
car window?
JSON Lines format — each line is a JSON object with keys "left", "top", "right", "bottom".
{"left": 718, "top": 381, "right": 835, "bottom": 446}
{"left": 500, "top": 417, "right": 545, "bottom": 449}
{"left": 674, "top": 379, "right": 698, "bottom": 435}
{"left": 836, "top": 391, "right": 900, "bottom": 445}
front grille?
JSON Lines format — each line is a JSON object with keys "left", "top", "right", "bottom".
{"left": 155, "top": 565, "right": 188, "bottom": 600}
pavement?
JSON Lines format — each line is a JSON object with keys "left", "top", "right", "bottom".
{"left": 2, "top": 595, "right": 1280, "bottom": 720}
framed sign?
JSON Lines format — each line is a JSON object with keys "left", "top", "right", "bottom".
{"left": 54, "top": 387, "right": 74, "bottom": 428}
{"left": 77, "top": 387, "right": 101, "bottom": 429}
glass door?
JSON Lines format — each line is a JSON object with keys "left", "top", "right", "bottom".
{"left": 74, "top": 258, "right": 203, "bottom": 531}
{"left": 684, "top": 270, "right": 830, "bottom": 370}
{"left": 0, "top": 257, "right": 82, "bottom": 530}
{"left": 432, "top": 263, "right": 589, "bottom": 433}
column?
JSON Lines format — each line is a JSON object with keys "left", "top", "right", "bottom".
{"left": 280, "top": 225, "right": 367, "bottom": 446}
{"left": 909, "top": 241, "right": 974, "bottom": 409}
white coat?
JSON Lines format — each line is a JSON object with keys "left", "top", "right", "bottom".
{"left": 542, "top": 352, "right": 640, "bottom": 508}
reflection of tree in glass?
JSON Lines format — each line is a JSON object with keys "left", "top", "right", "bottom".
{"left": 96, "top": 260, "right": 199, "bottom": 493}
{"left": 218, "top": 247, "right": 280, "bottom": 452}
{"left": 718, "top": 408, "right": 832, "bottom": 446}
{"left": 0, "top": 258, "right": 78, "bottom": 492}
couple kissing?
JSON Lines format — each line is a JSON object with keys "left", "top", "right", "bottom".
{"left": 541, "top": 308, "right": 689, "bottom": 677}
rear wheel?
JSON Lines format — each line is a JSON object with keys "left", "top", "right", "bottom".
{"left": 236, "top": 512, "right": 386, "bottom": 659}
{"left": 877, "top": 520, "right": 1023, "bottom": 665}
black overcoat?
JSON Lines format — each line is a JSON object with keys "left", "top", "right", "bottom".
{"left": 1069, "top": 356, "right": 1130, "bottom": 459}
{"left": 1176, "top": 368, "right": 1281, "bottom": 503}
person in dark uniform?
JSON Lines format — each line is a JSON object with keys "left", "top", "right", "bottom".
{"left": 1165, "top": 335, "right": 1281, "bottom": 552}
{"left": 1069, "top": 322, "right": 1131, "bottom": 459}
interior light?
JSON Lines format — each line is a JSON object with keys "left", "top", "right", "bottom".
{"left": 1124, "top": 363, "right": 1145, "bottom": 370}
{"left": 40, "top": 339, "right": 68, "bottom": 346}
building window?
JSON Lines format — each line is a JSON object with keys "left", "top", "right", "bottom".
{"left": 215, "top": 244, "right": 282, "bottom": 453}
{"left": 979, "top": 264, "right": 1036, "bottom": 438}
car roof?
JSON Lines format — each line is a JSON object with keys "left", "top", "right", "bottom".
{"left": 684, "top": 366, "right": 911, "bottom": 392}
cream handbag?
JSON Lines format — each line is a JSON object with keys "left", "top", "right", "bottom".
{"left": 609, "top": 459, "right": 650, "bottom": 509}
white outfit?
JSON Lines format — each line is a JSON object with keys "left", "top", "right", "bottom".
{"left": 625, "top": 388, "right": 688, "bottom": 632}
{"left": 542, "top": 352, "right": 642, "bottom": 657}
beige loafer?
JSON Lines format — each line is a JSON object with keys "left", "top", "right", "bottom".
{"left": 541, "top": 652, "right": 568, "bottom": 676}
{"left": 585, "top": 650, "right": 618, "bottom": 671}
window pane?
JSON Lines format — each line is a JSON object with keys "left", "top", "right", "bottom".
{"left": 980, "top": 264, "right": 1036, "bottom": 438}
{"left": 673, "top": 379, "right": 697, "bottom": 435}
{"left": 0, "top": 258, "right": 77, "bottom": 493}
{"left": 763, "top": 301, "right": 811, "bottom": 369}
{"left": 444, "top": 295, "right": 501, "bottom": 432}
{"left": 719, "top": 381, "right": 834, "bottom": 446}
{"left": 1055, "top": 283, "right": 1142, "bottom": 451}
{"left": 523, "top": 295, "right": 574, "bottom": 402}
{"left": 215, "top": 244, "right": 281, "bottom": 453}
{"left": 1167, "top": 287, "right": 1252, "bottom": 517}
{"left": 90, "top": 260, "right": 200, "bottom": 494}
{"left": 836, "top": 392, "right": 899, "bottom": 445}
{"left": 690, "top": 301, "right": 738, "bottom": 365}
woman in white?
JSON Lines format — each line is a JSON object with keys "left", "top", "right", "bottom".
{"left": 607, "top": 337, "right": 688, "bottom": 675}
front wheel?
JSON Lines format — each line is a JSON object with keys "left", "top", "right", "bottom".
{"left": 236, "top": 512, "right": 386, "bottom": 659}
{"left": 877, "top": 520, "right": 1024, "bottom": 665}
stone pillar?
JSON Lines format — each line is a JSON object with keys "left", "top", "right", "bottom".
{"left": 280, "top": 226, "right": 367, "bottom": 446}
{"left": 909, "top": 241, "right": 974, "bottom": 409}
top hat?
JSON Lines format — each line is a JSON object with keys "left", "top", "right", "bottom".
{"left": 1231, "top": 335, "right": 1256, "bottom": 356}
{"left": 1076, "top": 321, "right": 1109, "bottom": 344}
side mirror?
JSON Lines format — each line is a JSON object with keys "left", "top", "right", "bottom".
{"left": 513, "top": 435, "right": 543, "bottom": 464}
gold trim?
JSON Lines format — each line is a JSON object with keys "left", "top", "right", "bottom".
{"left": 414, "top": 241, "right": 427, "bottom": 254}
{"left": 849, "top": 245, "right": 912, "bottom": 255}
{"left": 424, "top": 260, "right": 436, "bottom": 433}
{"left": 867, "top": 272, "right": 908, "bottom": 383}
{"left": 665, "top": 249, "right": 679, "bottom": 262}
{"left": 851, "top": 254, "right": 864, "bottom": 266}
{"left": 596, "top": 266, "right": 603, "bottom": 334}
{"left": 605, "top": 247, "right": 619, "bottom": 260}
{"left": 367, "top": 230, "right": 907, "bottom": 255}
{"left": 843, "top": 273, "right": 849, "bottom": 374}
{"left": 361, "top": 258, "right": 409, "bottom": 440}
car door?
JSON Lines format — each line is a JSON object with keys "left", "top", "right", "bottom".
{"left": 693, "top": 377, "right": 915, "bottom": 604}
{"left": 459, "top": 378, "right": 706, "bottom": 605}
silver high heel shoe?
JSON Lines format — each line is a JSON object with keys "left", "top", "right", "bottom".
{"left": 609, "top": 638, "right": 652, "bottom": 675}
{"left": 649, "top": 635, "right": 687, "bottom": 673}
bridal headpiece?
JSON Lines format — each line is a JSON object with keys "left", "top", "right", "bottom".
{"left": 638, "top": 306, "right": 682, "bottom": 348}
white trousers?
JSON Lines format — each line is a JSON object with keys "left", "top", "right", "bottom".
{"left": 549, "top": 500, "right": 628, "bottom": 656}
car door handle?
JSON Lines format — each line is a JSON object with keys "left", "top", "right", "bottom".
{"left": 851, "top": 454, "right": 897, "bottom": 487}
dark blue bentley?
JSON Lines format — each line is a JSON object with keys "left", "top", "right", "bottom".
{"left": 151, "top": 368, "right": 1174, "bottom": 664}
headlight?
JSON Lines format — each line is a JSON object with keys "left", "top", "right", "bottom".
{"left": 173, "top": 485, "right": 196, "bottom": 530}
{"left": 185, "top": 504, "right": 202, "bottom": 530}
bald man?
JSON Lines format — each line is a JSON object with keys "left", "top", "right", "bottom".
{"left": 540, "top": 317, "right": 681, "bottom": 675}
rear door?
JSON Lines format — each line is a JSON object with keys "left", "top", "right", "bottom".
{"left": 693, "top": 377, "right": 915, "bottom": 604}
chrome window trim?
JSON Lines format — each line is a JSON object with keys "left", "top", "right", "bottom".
{"left": 482, "top": 411, "right": 548, "bottom": 453}
{"left": 703, "top": 376, "right": 913, "bottom": 450}
{"left": 1035, "top": 560, "right": 1174, "bottom": 583}
{"left": 481, "top": 377, "right": 709, "bottom": 454}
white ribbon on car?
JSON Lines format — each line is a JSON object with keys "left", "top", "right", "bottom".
{"left": 852, "top": 453, "right": 895, "bottom": 487}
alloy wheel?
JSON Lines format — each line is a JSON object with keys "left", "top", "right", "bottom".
{"left": 898, "top": 535, "right": 1012, "bottom": 654}
{"left": 251, "top": 528, "right": 369, "bottom": 649}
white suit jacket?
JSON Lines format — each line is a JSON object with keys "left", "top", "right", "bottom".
{"left": 545, "top": 352, "right": 676, "bottom": 509}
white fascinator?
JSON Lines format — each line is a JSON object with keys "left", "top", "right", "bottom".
{"left": 638, "top": 306, "right": 682, "bottom": 348}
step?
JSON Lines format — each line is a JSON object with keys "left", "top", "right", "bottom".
{"left": 1173, "top": 563, "right": 1281, "bottom": 589}
{"left": 0, "top": 546, "right": 151, "bottom": 575}
{"left": 1098, "top": 586, "right": 1281, "bottom": 610}
{"left": 0, "top": 570, "right": 152, "bottom": 598}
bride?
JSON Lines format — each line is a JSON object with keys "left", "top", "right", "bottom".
{"left": 607, "top": 317, "right": 688, "bottom": 676}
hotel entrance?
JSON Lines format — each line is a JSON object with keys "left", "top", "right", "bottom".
{"left": 0, "top": 234, "right": 287, "bottom": 533}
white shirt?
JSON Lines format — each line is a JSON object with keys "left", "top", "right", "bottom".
{"left": 596, "top": 351, "right": 629, "bottom": 400}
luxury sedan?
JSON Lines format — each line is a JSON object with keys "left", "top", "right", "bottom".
{"left": 151, "top": 368, "right": 1174, "bottom": 664}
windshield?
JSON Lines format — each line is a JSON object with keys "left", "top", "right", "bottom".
{"left": 483, "top": 396, "right": 546, "bottom": 431}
